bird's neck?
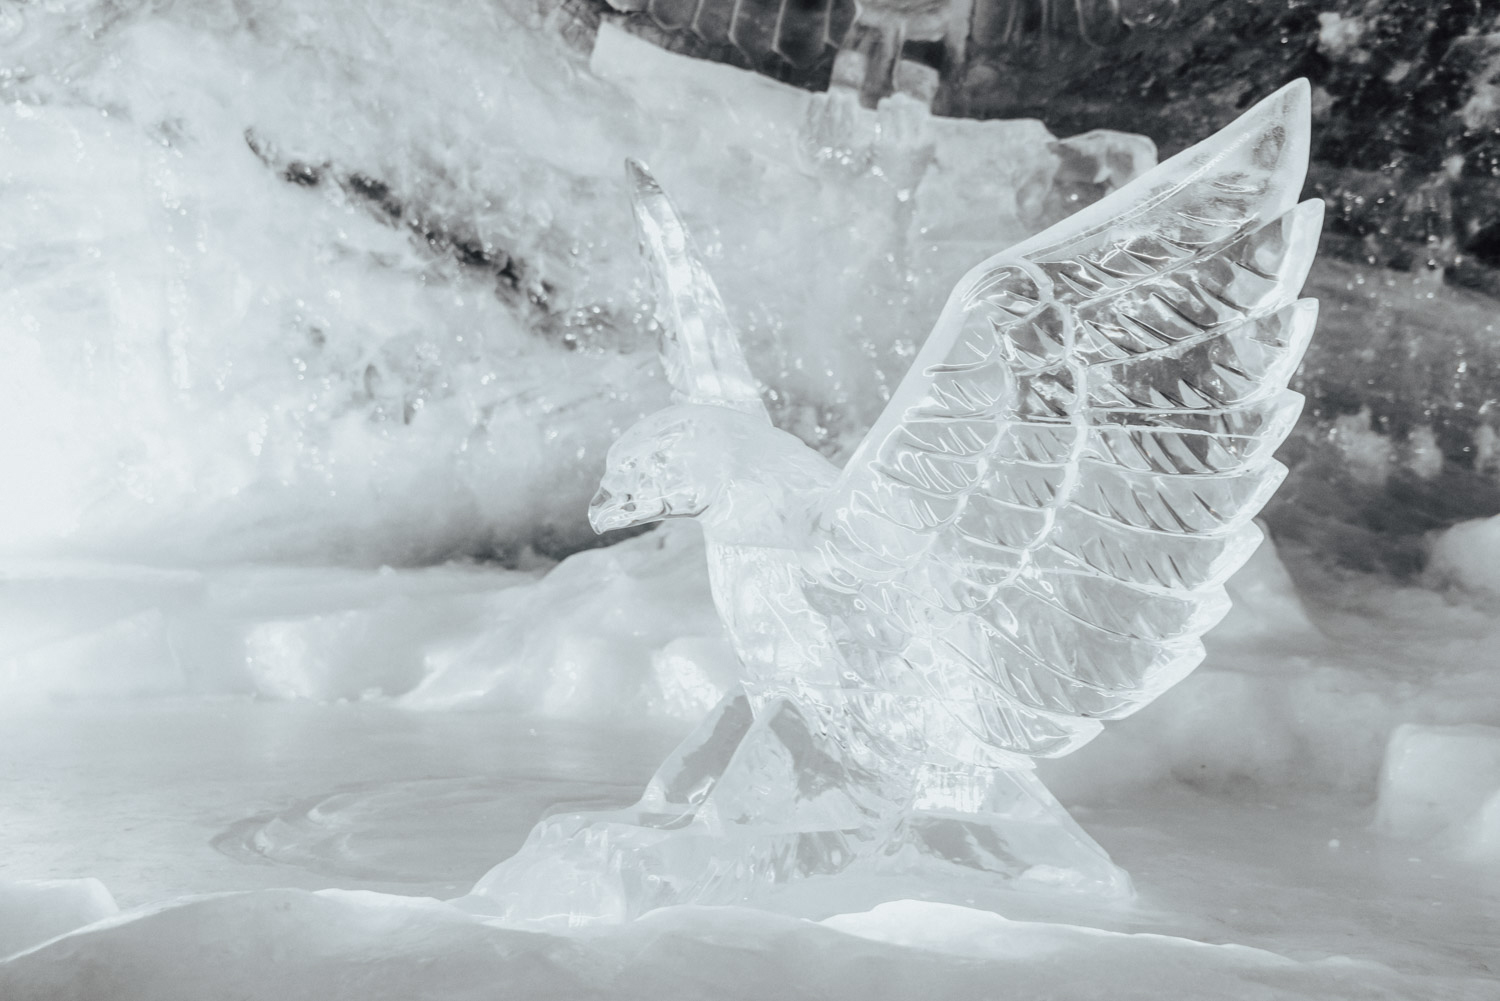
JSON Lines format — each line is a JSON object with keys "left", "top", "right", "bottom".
{"left": 700, "top": 479, "right": 821, "bottom": 550}
{"left": 697, "top": 422, "right": 840, "bottom": 549}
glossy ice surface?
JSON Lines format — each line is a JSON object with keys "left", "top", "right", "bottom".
{"left": 473, "top": 80, "right": 1325, "bottom": 922}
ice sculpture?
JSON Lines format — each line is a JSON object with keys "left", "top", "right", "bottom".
{"left": 469, "top": 79, "right": 1322, "bottom": 923}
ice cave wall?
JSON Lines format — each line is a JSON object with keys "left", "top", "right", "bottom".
{"left": 0, "top": 0, "right": 1145, "bottom": 567}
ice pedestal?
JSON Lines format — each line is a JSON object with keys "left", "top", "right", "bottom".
{"left": 465, "top": 690, "right": 1128, "bottom": 925}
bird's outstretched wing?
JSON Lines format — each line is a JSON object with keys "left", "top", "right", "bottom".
{"left": 811, "top": 81, "right": 1322, "bottom": 758}
{"left": 627, "top": 159, "right": 767, "bottom": 419}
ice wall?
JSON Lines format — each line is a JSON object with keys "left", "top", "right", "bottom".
{"left": 0, "top": 0, "right": 1143, "bottom": 567}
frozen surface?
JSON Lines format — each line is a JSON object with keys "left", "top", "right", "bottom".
{"left": 0, "top": 529, "right": 1497, "bottom": 996}
{"left": 0, "top": 528, "right": 1496, "bottom": 994}
{"left": 0, "top": 702, "right": 678, "bottom": 905}
{"left": 0, "top": 891, "right": 1490, "bottom": 1001}
{"left": 1, "top": 497, "right": 1497, "bottom": 998}
{"left": 0, "top": 698, "right": 1495, "bottom": 998}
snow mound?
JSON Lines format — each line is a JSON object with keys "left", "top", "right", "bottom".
{"left": 402, "top": 522, "right": 736, "bottom": 720}
{"left": 0, "top": 878, "right": 117, "bottom": 961}
{"left": 1377, "top": 722, "right": 1500, "bottom": 864}
{"left": 1428, "top": 514, "right": 1500, "bottom": 597}
{"left": 0, "top": 561, "right": 532, "bottom": 706}
{"left": 0, "top": 887, "right": 1465, "bottom": 1001}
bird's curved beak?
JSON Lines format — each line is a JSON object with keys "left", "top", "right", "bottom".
{"left": 588, "top": 486, "right": 664, "bottom": 534}
{"left": 589, "top": 485, "right": 704, "bottom": 534}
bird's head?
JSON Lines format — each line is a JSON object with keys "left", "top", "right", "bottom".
{"left": 590, "top": 398, "right": 842, "bottom": 540}
{"left": 590, "top": 402, "right": 835, "bottom": 538}
{"left": 589, "top": 404, "right": 742, "bottom": 533}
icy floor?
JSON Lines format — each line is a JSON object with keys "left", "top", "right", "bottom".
{"left": 0, "top": 695, "right": 1495, "bottom": 998}
{"left": 0, "top": 702, "right": 677, "bottom": 905}
{"left": 0, "top": 522, "right": 1496, "bottom": 1000}
{"left": 0, "top": 531, "right": 1495, "bottom": 998}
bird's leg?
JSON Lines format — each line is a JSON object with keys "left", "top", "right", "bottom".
{"left": 464, "top": 687, "right": 918, "bottom": 924}
{"left": 882, "top": 762, "right": 1133, "bottom": 897}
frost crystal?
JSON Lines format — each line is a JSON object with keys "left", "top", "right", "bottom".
{"left": 471, "top": 80, "right": 1323, "bottom": 923}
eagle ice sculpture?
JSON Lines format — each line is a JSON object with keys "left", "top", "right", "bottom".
{"left": 471, "top": 80, "right": 1322, "bottom": 923}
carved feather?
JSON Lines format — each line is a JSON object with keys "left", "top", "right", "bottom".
{"left": 813, "top": 80, "right": 1321, "bottom": 758}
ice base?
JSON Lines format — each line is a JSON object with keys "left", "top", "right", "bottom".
{"left": 468, "top": 691, "right": 1127, "bottom": 924}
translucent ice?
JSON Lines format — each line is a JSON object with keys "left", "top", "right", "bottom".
{"left": 471, "top": 80, "right": 1324, "bottom": 922}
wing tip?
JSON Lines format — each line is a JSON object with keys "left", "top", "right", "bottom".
{"left": 1239, "top": 77, "right": 1311, "bottom": 142}
{"left": 990, "top": 79, "right": 1314, "bottom": 270}
{"left": 1288, "top": 197, "right": 1326, "bottom": 264}
{"left": 619, "top": 158, "right": 768, "bottom": 417}
{"left": 1195, "top": 76, "right": 1311, "bottom": 195}
{"left": 1294, "top": 196, "right": 1326, "bottom": 225}
{"left": 1270, "top": 77, "right": 1312, "bottom": 124}
{"left": 625, "top": 157, "right": 681, "bottom": 242}
{"left": 625, "top": 157, "right": 660, "bottom": 199}
{"left": 1262, "top": 198, "right": 1325, "bottom": 299}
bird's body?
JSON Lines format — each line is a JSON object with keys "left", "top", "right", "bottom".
{"left": 473, "top": 80, "right": 1324, "bottom": 923}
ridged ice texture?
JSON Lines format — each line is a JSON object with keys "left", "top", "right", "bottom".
{"left": 625, "top": 160, "right": 767, "bottom": 417}
{"left": 817, "top": 79, "right": 1323, "bottom": 759}
{"left": 489, "top": 81, "right": 1322, "bottom": 921}
{"left": 594, "top": 81, "right": 1322, "bottom": 773}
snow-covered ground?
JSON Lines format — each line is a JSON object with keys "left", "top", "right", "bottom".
{"left": 0, "top": 527, "right": 1496, "bottom": 998}
{"left": 1, "top": 1, "right": 1498, "bottom": 998}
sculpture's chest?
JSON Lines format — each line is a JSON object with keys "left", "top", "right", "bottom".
{"left": 703, "top": 539, "right": 841, "bottom": 696}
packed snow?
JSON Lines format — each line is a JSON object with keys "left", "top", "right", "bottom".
{"left": 0, "top": 1, "right": 1497, "bottom": 998}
